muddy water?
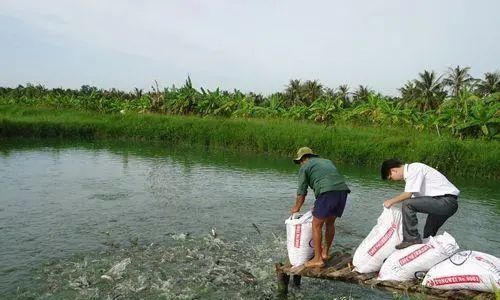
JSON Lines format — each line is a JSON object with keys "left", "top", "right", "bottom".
{"left": 0, "top": 140, "right": 498, "bottom": 299}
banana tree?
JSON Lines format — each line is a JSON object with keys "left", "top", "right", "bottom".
{"left": 282, "top": 105, "right": 309, "bottom": 120}
{"left": 308, "top": 98, "right": 337, "bottom": 123}
{"left": 167, "top": 77, "right": 200, "bottom": 115}
{"left": 232, "top": 96, "right": 259, "bottom": 118}
{"left": 347, "top": 93, "right": 389, "bottom": 124}
{"left": 258, "top": 93, "right": 285, "bottom": 118}
{"left": 197, "top": 88, "right": 224, "bottom": 115}
{"left": 457, "top": 101, "right": 500, "bottom": 139}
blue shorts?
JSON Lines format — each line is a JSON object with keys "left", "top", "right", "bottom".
{"left": 313, "top": 190, "right": 349, "bottom": 219}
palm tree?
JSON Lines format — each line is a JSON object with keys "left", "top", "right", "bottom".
{"left": 301, "top": 80, "right": 323, "bottom": 105}
{"left": 399, "top": 81, "right": 418, "bottom": 103}
{"left": 442, "top": 65, "right": 475, "bottom": 97}
{"left": 284, "top": 79, "right": 303, "bottom": 107}
{"left": 336, "top": 84, "right": 351, "bottom": 104}
{"left": 323, "top": 87, "right": 336, "bottom": 99}
{"left": 475, "top": 72, "right": 500, "bottom": 96}
{"left": 352, "top": 85, "right": 370, "bottom": 105}
{"left": 413, "top": 70, "right": 446, "bottom": 111}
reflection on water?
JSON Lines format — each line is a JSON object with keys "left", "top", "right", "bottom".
{"left": 0, "top": 139, "right": 498, "bottom": 299}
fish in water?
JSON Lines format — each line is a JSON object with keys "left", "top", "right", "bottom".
{"left": 252, "top": 223, "right": 261, "bottom": 235}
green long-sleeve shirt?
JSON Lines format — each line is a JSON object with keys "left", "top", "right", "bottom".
{"left": 297, "top": 157, "right": 350, "bottom": 197}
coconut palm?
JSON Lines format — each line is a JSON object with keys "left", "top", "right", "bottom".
{"left": 475, "top": 72, "right": 500, "bottom": 96}
{"left": 413, "top": 70, "right": 446, "bottom": 111}
{"left": 442, "top": 66, "right": 475, "bottom": 97}
{"left": 301, "top": 80, "right": 323, "bottom": 105}
{"left": 336, "top": 84, "right": 351, "bottom": 104}
{"left": 399, "top": 81, "right": 418, "bottom": 104}
{"left": 284, "top": 79, "right": 303, "bottom": 107}
{"left": 352, "top": 85, "right": 371, "bottom": 105}
{"left": 323, "top": 87, "right": 334, "bottom": 98}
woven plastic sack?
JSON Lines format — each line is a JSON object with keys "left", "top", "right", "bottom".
{"left": 353, "top": 206, "right": 403, "bottom": 273}
{"left": 285, "top": 211, "right": 314, "bottom": 267}
{"left": 422, "top": 250, "right": 500, "bottom": 292}
{"left": 378, "top": 232, "right": 459, "bottom": 281}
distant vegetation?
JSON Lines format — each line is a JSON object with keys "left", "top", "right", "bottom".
{"left": 1, "top": 105, "right": 499, "bottom": 180}
{"left": 1, "top": 66, "right": 499, "bottom": 140}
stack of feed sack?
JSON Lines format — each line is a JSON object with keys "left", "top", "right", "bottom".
{"left": 377, "top": 232, "right": 459, "bottom": 281}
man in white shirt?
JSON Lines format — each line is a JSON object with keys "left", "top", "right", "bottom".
{"left": 381, "top": 159, "right": 459, "bottom": 249}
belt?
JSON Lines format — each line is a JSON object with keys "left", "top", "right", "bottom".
{"left": 442, "top": 194, "right": 458, "bottom": 199}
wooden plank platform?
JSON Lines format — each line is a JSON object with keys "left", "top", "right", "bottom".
{"left": 276, "top": 251, "right": 495, "bottom": 299}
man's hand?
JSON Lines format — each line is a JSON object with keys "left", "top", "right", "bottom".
{"left": 291, "top": 194, "right": 305, "bottom": 214}
{"left": 383, "top": 199, "right": 394, "bottom": 208}
{"left": 384, "top": 192, "right": 412, "bottom": 208}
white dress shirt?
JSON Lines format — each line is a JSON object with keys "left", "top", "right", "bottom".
{"left": 404, "top": 163, "right": 460, "bottom": 197}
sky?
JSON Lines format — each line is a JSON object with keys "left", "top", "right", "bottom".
{"left": 1, "top": 0, "right": 499, "bottom": 95}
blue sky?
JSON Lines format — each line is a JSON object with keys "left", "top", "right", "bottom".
{"left": 1, "top": 0, "right": 499, "bottom": 95}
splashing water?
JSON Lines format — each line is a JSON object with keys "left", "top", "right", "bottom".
{"left": 8, "top": 231, "right": 394, "bottom": 300}
{"left": 10, "top": 233, "right": 291, "bottom": 299}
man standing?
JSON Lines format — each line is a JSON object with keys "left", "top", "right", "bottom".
{"left": 381, "top": 159, "right": 459, "bottom": 249}
{"left": 291, "top": 147, "right": 350, "bottom": 268}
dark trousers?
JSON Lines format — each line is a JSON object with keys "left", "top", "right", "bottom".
{"left": 402, "top": 195, "right": 458, "bottom": 242}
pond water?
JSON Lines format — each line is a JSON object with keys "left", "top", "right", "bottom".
{"left": 0, "top": 140, "right": 498, "bottom": 299}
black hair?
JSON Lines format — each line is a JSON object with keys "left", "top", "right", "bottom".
{"left": 380, "top": 159, "right": 403, "bottom": 180}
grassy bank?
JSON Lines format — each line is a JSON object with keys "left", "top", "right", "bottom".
{"left": 1, "top": 105, "right": 499, "bottom": 179}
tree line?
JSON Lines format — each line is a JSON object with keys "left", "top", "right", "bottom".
{"left": 0, "top": 66, "right": 498, "bottom": 139}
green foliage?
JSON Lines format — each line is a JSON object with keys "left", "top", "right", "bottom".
{"left": 1, "top": 67, "right": 499, "bottom": 140}
{"left": 456, "top": 100, "right": 500, "bottom": 139}
{"left": 1, "top": 105, "right": 499, "bottom": 180}
{"left": 442, "top": 65, "right": 475, "bottom": 97}
{"left": 475, "top": 71, "right": 500, "bottom": 96}
{"left": 308, "top": 97, "right": 338, "bottom": 123}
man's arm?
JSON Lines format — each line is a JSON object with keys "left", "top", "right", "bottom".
{"left": 291, "top": 194, "right": 306, "bottom": 213}
{"left": 384, "top": 192, "right": 413, "bottom": 208}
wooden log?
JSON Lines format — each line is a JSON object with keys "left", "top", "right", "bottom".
{"left": 292, "top": 275, "right": 301, "bottom": 288}
{"left": 355, "top": 271, "right": 377, "bottom": 283}
{"left": 275, "top": 263, "right": 289, "bottom": 296}
{"left": 328, "top": 254, "right": 352, "bottom": 270}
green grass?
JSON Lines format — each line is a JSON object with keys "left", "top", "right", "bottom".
{"left": 1, "top": 104, "right": 499, "bottom": 180}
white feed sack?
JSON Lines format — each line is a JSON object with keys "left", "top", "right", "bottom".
{"left": 353, "top": 206, "right": 403, "bottom": 273}
{"left": 422, "top": 250, "right": 500, "bottom": 292}
{"left": 285, "top": 211, "right": 314, "bottom": 267}
{"left": 378, "top": 232, "right": 459, "bottom": 281}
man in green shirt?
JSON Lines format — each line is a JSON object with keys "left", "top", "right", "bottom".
{"left": 291, "top": 147, "right": 350, "bottom": 268}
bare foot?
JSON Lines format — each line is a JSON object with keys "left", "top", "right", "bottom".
{"left": 304, "top": 258, "right": 325, "bottom": 268}
{"left": 321, "top": 248, "right": 331, "bottom": 261}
